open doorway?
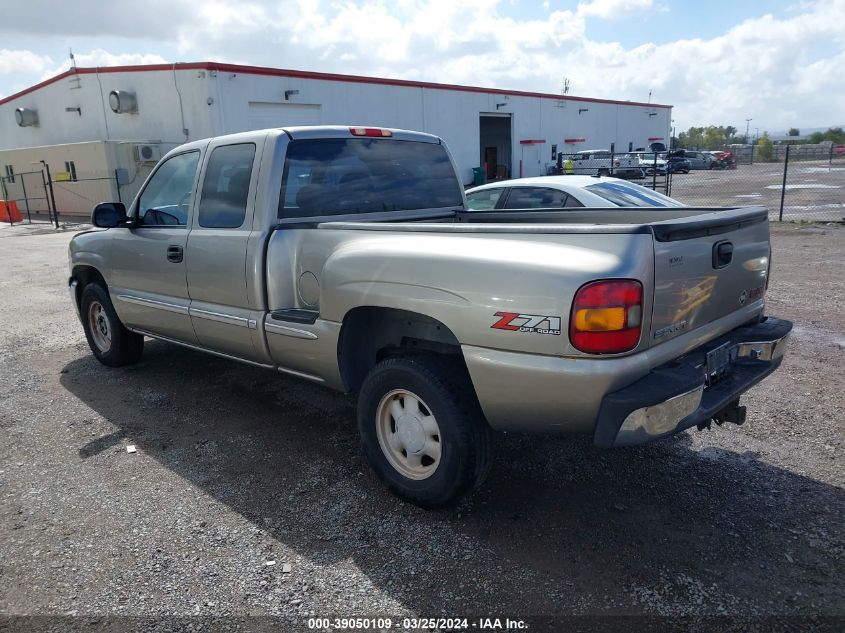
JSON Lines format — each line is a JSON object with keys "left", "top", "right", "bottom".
{"left": 480, "top": 114, "right": 512, "bottom": 181}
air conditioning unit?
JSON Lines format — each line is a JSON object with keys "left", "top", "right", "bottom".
{"left": 134, "top": 144, "right": 161, "bottom": 162}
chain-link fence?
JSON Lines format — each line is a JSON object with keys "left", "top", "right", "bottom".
{"left": 537, "top": 145, "right": 844, "bottom": 223}
{"left": 1, "top": 166, "right": 125, "bottom": 227}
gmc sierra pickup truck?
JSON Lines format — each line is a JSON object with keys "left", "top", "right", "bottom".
{"left": 69, "top": 125, "right": 791, "bottom": 508}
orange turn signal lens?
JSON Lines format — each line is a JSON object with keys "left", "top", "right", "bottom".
{"left": 574, "top": 307, "right": 626, "bottom": 331}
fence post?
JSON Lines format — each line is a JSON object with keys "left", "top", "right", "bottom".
{"left": 42, "top": 163, "right": 59, "bottom": 229}
{"left": 778, "top": 144, "right": 790, "bottom": 222}
{"left": 830, "top": 144, "right": 834, "bottom": 172}
{"left": 652, "top": 153, "right": 657, "bottom": 190}
{"left": 114, "top": 170, "right": 122, "bottom": 203}
{"left": 610, "top": 143, "right": 615, "bottom": 177}
{"left": 20, "top": 175, "right": 32, "bottom": 223}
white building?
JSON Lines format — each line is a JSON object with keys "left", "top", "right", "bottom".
{"left": 0, "top": 62, "right": 672, "bottom": 217}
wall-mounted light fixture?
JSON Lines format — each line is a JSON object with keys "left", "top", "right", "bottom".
{"left": 648, "top": 112, "right": 657, "bottom": 117}
{"left": 65, "top": 107, "right": 81, "bottom": 116}
{"left": 109, "top": 90, "right": 138, "bottom": 114}
{"left": 284, "top": 89, "right": 300, "bottom": 101}
{"left": 495, "top": 102, "right": 508, "bottom": 110}
{"left": 15, "top": 108, "right": 39, "bottom": 127}
{"left": 578, "top": 108, "right": 589, "bottom": 115}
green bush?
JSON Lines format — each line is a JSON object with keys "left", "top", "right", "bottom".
{"left": 757, "top": 134, "right": 774, "bottom": 161}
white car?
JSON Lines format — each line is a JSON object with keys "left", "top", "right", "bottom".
{"left": 465, "top": 176, "right": 684, "bottom": 210}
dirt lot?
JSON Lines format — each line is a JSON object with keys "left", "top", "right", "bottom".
{"left": 668, "top": 160, "right": 845, "bottom": 222}
{"left": 0, "top": 221, "right": 843, "bottom": 630}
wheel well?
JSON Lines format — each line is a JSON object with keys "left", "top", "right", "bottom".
{"left": 71, "top": 266, "right": 106, "bottom": 309}
{"left": 338, "top": 307, "right": 463, "bottom": 393}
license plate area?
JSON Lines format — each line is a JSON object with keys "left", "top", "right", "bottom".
{"left": 705, "top": 341, "right": 735, "bottom": 386}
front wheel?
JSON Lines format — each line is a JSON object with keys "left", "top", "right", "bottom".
{"left": 80, "top": 284, "right": 144, "bottom": 367}
{"left": 357, "top": 355, "right": 492, "bottom": 508}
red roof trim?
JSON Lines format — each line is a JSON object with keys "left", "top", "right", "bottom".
{"left": 0, "top": 61, "right": 674, "bottom": 109}
{"left": 519, "top": 139, "right": 546, "bottom": 145}
{"left": 564, "top": 137, "right": 586, "bottom": 143}
{"left": 648, "top": 136, "right": 665, "bottom": 141}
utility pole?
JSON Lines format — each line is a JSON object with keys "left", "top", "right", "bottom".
{"left": 745, "top": 118, "right": 753, "bottom": 144}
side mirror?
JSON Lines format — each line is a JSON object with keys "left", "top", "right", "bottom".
{"left": 92, "top": 202, "right": 127, "bottom": 228}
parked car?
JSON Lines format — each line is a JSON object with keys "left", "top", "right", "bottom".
{"left": 560, "top": 150, "right": 643, "bottom": 179}
{"left": 69, "top": 126, "right": 791, "bottom": 508}
{"left": 667, "top": 155, "right": 691, "bottom": 174}
{"left": 712, "top": 151, "right": 738, "bottom": 170}
{"left": 680, "top": 150, "right": 717, "bottom": 170}
{"left": 466, "top": 176, "right": 684, "bottom": 209}
{"left": 631, "top": 152, "right": 668, "bottom": 175}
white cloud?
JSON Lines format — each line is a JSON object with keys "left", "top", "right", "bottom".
{"left": 40, "top": 50, "right": 169, "bottom": 82}
{"left": 0, "top": 49, "right": 53, "bottom": 75}
{"left": 2, "top": 0, "right": 844, "bottom": 130}
{"left": 577, "top": 0, "right": 654, "bottom": 19}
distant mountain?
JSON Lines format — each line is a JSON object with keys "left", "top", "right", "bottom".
{"left": 770, "top": 125, "right": 844, "bottom": 136}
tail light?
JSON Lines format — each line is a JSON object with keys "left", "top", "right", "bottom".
{"left": 570, "top": 279, "right": 643, "bottom": 354}
{"left": 350, "top": 127, "right": 393, "bottom": 137}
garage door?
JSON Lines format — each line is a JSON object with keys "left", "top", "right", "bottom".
{"left": 247, "top": 102, "right": 322, "bottom": 131}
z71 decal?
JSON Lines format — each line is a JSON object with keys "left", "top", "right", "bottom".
{"left": 491, "top": 312, "right": 561, "bottom": 335}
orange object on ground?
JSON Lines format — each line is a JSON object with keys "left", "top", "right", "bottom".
{"left": 0, "top": 200, "right": 23, "bottom": 223}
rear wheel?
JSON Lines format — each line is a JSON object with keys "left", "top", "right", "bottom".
{"left": 357, "top": 355, "right": 492, "bottom": 508}
{"left": 80, "top": 284, "right": 144, "bottom": 367}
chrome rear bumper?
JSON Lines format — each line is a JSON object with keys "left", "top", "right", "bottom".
{"left": 595, "top": 317, "right": 792, "bottom": 447}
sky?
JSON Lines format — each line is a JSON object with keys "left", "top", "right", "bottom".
{"left": 1, "top": 0, "right": 843, "bottom": 135}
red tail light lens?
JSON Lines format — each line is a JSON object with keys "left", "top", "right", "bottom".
{"left": 349, "top": 127, "right": 393, "bottom": 137}
{"left": 570, "top": 279, "right": 643, "bottom": 354}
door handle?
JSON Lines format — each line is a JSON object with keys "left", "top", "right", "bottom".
{"left": 712, "top": 241, "right": 733, "bottom": 268}
{"left": 166, "top": 245, "right": 183, "bottom": 263}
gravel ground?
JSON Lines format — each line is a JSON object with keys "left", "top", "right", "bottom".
{"left": 0, "top": 221, "right": 842, "bottom": 631}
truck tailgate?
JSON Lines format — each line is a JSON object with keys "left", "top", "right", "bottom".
{"left": 649, "top": 207, "right": 770, "bottom": 345}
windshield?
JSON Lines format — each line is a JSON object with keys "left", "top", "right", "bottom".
{"left": 584, "top": 181, "right": 684, "bottom": 207}
{"left": 279, "top": 138, "right": 463, "bottom": 217}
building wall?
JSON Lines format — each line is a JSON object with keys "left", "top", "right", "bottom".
{"left": 210, "top": 72, "right": 671, "bottom": 182}
{"left": 0, "top": 141, "right": 166, "bottom": 217}
{"left": 0, "top": 68, "right": 217, "bottom": 150}
{"left": 0, "top": 64, "right": 672, "bottom": 210}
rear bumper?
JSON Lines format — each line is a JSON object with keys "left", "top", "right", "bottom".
{"left": 594, "top": 317, "right": 792, "bottom": 447}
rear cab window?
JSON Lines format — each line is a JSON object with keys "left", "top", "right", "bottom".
{"left": 278, "top": 138, "right": 462, "bottom": 218}
{"left": 583, "top": 182, "right": 684, "bottom": 207}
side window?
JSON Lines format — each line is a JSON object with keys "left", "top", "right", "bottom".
{"left": 198, "top": 143, "right": 256, "bottom": 228}
{"left": 503, "top": 187, "right": 569, "bottom": 209}
{"left": 466, "top": 188, "right": 504, "bottom": 210}
{"left": 137, "top": 151, "right": 200, "bottom": 227}
{"left": 64, "top": 161, "right": 78, "bottom": 182}
{"left": 563, "top": 193, "right": 584, "bottom": 207}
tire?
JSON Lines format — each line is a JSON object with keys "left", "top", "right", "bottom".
{"left": 597, "top": 169, "right": 610, "bottom": 177}
{"left": 357, "top": 355, "right": 493, "bottom": 508}
{"left": 80, "top": 283, "right": 144, "bottom": 367}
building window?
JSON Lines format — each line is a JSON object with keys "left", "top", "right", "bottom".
{"left": 3, "top": 165, "right": 14, "bottom": 183}
{"left": 64, "top": 161, "right": 77, "bottom": 182}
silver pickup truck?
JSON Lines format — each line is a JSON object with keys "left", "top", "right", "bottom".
{"left": 68, "top": 125, "right": 791, "bottom": 508}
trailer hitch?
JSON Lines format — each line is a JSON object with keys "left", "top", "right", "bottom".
{"left": 697, "top": 399, "right": 747, "bottom": 431}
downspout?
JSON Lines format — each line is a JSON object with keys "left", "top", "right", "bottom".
{"left": 172, "top": 63, "right": 189, "bottom": 141}
{"left": 95, "top": 69, "right": 111, "bottom": 141}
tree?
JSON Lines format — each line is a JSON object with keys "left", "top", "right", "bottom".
{"left": 807, "top": 127, "right": 845, "bottom": 144}
{"left": 788, "top": 128, "right": 800, "bottom": 136}
{"left": 757, "top": 133, "right": 773, "bottom": 161}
